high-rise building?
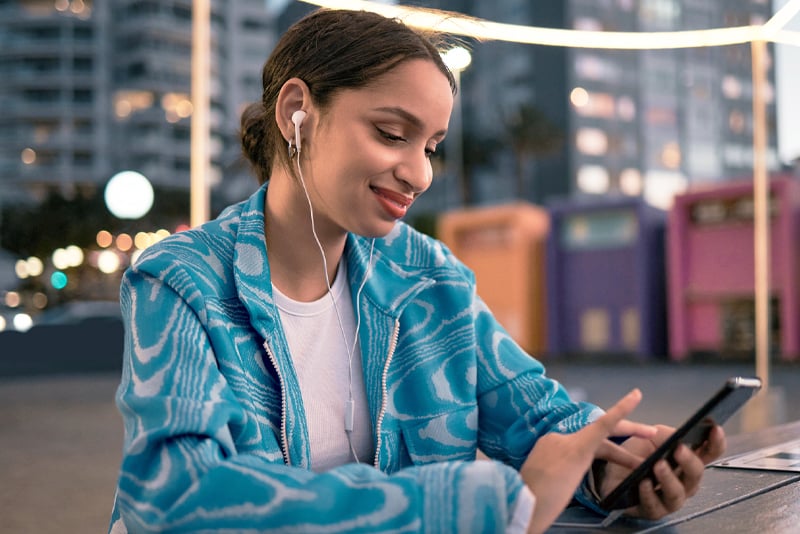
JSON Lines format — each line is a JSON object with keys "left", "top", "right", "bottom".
{"left": 412, "top": 0, "right": 780, "bottom": 210}
{"left": 0, "top": 0, "right": 275, "bottom": 211}
{"left": 563, "top": 0, "right": 778, "bottom": 209}
{"left": 0, "top": 0, "right": 112, "bottom": 203}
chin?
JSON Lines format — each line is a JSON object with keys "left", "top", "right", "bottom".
{"left": 358, "top": 220, "right": 398, "bottom": 239}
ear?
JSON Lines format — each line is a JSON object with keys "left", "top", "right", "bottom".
{"left": 275, "top": 77, "right": 311, "bottom": 143}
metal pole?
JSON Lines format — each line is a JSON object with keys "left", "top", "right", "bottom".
{"left": 451, "top": 68, "right": 464, "bottom": 206}
{"left": 751, "top": 39, "right": 770, "bottom": 391}
{"left": 191, "top": 0, "right": 211, "bottom": 227}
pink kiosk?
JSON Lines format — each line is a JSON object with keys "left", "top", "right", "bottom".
{"left": 667, "top": 176, "right": 800, "bottom": 361}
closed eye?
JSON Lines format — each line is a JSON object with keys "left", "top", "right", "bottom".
{"left": 377, "top": 127, "right": 438, "bottom": 159}
{"left": 376, "top": 127, "right": 406, "bottom": 143}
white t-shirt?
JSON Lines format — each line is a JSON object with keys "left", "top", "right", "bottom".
{"left": 273, "top": 260, "right": 374, "bottom": 471}
{"left": 275, "top": 261, "right": 534, "bottom": 533}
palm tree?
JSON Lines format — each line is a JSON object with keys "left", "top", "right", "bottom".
{"left": 460, "top": 130, "right": 503, "bottom": 205}
{"left": 505, "top": 104, "right": 563, "bottom": 199}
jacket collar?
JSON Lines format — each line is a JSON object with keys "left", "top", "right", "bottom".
{"left": 232, "top": 183, "right": 434, "bottom": 336}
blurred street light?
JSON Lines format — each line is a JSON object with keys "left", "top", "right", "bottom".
{"left": 96, "top": 230, "right": 113, "bottom": 248}
{"left": 104, "top": 170, "right": 154, "bottom": 220}
{"left": 442, "top": 46, "right": 472, "bottom": 71}
{"left": 13, "top": 313, "right": 32, "bottom": 332}
{"left": 97, "top": 250, "right": 121, "bottom": 274}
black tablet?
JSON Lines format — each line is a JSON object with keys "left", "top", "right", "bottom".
{"left": 598, "top": 376, "right": 763, "bottom": 511}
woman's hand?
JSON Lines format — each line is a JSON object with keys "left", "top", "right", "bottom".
{"left": 521, "top": 389, "right": 657, "bottom": 534}
{"left": 599, "top": 424, "right": 727, "bottom": 519}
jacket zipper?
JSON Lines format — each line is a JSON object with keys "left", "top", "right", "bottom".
{"left": 373, "top": 319, "right": 400, "bottom": 469}
{"left": 263, "top": 339, "right": 291, "bottom": 466}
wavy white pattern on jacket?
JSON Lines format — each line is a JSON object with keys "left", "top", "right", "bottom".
{"left": 108, "top": 183, "right": 602, "bottom": 533}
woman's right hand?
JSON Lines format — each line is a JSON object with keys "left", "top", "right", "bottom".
{"left": 520, "top": 389, "right": 657, "bottom": 534}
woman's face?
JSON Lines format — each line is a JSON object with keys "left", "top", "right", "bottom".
{"left": 301, "top": 58, "right": 454, "bottom": 238}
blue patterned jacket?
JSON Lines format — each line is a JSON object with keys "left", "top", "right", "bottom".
{"left": 108, "top": 184, "right": 601, "bottom": 533}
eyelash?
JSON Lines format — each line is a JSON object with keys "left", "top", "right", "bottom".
{"left": 377, "top": 128, "right": 437, "bottom": 158}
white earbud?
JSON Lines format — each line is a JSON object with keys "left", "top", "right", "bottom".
{"left": 291, "top": 110, "right": 306, "bottom": 152}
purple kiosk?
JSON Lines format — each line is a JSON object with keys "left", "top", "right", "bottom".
{"left": 546, "top": 197, "right": 667, "bottom": 360}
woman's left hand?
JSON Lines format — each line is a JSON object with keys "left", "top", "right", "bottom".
{"left": 599, "top": 424, "right": 727, "bottom": 519}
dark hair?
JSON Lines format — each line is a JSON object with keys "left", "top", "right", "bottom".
{"left": 240, "top": 9, "right": 458, "bottom": 184}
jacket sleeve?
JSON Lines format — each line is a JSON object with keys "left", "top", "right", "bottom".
{"left": 468, "top": 290, "right": 607, "bottom": 521}
{"left": 470, "top": 289, "right": 604, "bottom": 467}
{"left": 110, "top": 267, "right": 529, "bottom": 534}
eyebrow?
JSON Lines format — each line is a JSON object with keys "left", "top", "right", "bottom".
{"left": 373, "top": 106, "right": 448, "bottom": 139}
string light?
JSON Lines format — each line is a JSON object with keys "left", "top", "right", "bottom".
{"left": 300, "top": 0, "right": 800, "bottom": 49}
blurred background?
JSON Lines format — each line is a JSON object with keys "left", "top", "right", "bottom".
{"left": 1, "top": 0, "right": 800, "bottom": 532}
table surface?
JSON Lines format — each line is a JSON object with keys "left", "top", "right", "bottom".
{"left": 549, "top": 419, "right": 800, "bottom": 533}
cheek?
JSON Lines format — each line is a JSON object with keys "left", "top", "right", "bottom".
{"left": 345, "top": 145, "right": 398, "bottom": 178}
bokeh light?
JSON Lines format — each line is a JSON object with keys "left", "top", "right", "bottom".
{"left": 51, "top": 271, "right": 68, "bottom": 290}
{"left": 52, "top": 248, "right": 70, "bottom": 270}
{"left": 441, "top": 46, "right": 472, "bottom": 71}
{"left": 97, "top": 250, "right": 121, "bottom": 274}
{"left": 97, "top": 230, "right": 113, "bottom": 248}
{"left": 65, "top": 245, "right": 84, "bottom": 267}
{"left": 21, "top": 147, "right": 36, "bottom": 164}
{"left": 5, "top": 291, "right": 20, "bottom": 308}
{"left": 13, "top": 313, "right": 33, "bottom": 332}
{"left": 134, "top": 231, "right": 151, "bottom": 250}
{"left": 105, "top": 170, "right": 154, "bottom": 219}
{"left": 15, "top": 260, "right": 29, "bottom": 279}
{"left": 32, "top": 292, "right": 48, "bottom": 309}
{"left": 26, "top": 256, "right": 44, "bottom": 277}
{"left": 116, "top": 233, "right": 133, "bottom": 252}
{"left": 570, "top": 87, "right": 590, "bottom": 107}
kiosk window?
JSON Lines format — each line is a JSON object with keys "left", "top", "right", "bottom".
{"left": 561, "top": 209, "right": 638, "bottom": 250}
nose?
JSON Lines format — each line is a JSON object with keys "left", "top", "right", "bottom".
{"left": 394, "top": 150, "right": 433, "bottom": 195}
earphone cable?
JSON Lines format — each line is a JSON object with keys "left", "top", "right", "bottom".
{"left": 294, "top": 141, "right": 368, "bottom": 464}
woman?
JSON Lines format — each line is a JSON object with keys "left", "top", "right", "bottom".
{"left": 109, "top": 8, "right": 724, "bottom": 533}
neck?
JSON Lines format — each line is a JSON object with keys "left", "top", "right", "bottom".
{"left": 265, "top": 175, "right": 347, "bottom": 302}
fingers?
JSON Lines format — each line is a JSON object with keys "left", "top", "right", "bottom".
{"left": 673, "top": 444, "right": 705, "bottom": 497}
{"left": 594, "top": 439, "right": 645, "bottom": 471}
{"left": 591, "top": 389, "right": 658, "bottom": 444}
{"left": 696, "top": 425, "right": 727, "bottom": 464}
{"left": 591, "top": 389, "right": 644, "bottom": 437}
{"left": 610, "top": 419, "right": 659, "bottom": 441}
{"left": 636, "top": 459, "right": 684, "bottom": 518}
{"left": 636, "top": 444, "right": 706, "bottom": 518}
{"left": 636, "top": 476, "right": 670, "bottom": 518}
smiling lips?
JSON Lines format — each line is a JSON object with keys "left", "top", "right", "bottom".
{"left": 371, "top": 186, "right": 413, "bottom": 219}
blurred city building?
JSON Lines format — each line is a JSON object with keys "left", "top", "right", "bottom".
{"left": 0, "top": 0, "right": 275, "bottom": 211}
{"left": 1, "top": 0, "right": 112, "bottom": 204}
{"left": 414, "top": 0, "right": 780, "bottom": 211}
{"left": 0, "top": 0, "right": 783, "bottom": 214}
